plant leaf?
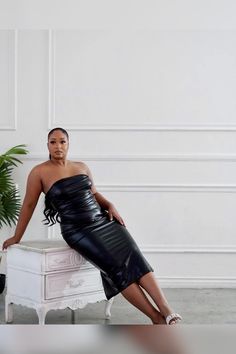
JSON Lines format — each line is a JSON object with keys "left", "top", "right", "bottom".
{"left": 0, "top": 144, "right": 28, "bottom": 229}
{"left": 0, "top": 187, "right": 21, "bottom": 228}
{"left": 0, "top": 145, "right": 28, "bottom": 169}
{"left": 0, "top": 167, "right": 14, "bottom": 193}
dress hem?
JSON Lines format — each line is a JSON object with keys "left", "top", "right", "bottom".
{"left": 104, "top": 268, "right": 154, "bottom": 300}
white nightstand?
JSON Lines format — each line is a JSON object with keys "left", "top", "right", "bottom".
{"left": 5, "top": 240, "right": 113, "bottom": 324}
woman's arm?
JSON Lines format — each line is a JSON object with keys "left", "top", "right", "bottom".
{"left": 84, "top": 163, "right": 126, "bottom": 226}
{"left": 95, "top": 192, "right": 126, "bottom": 226}
{"left": 2, "top": 167, "right": 42, "bottom": 250}
{"left": 93, "top": 191, "right": 112, "bottom": 210}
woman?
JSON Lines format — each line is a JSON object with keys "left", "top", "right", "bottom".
{"left": 2, "top": 127, "right": 182, "bottom": 325}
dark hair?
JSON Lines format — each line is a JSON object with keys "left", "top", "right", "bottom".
{"left": 48, "top": 127, "right": 69, "bottom": 160}
{"left": 43, "top": 196, "right": 61, "bottom": 226}
{"left": 48, "top": 127, "right": 69, "bottom": 140}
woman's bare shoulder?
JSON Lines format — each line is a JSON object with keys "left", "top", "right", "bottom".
{"left": 28, "top": 161, "right": 51, "bottom": 177}
{"left": 73, "top": 160, "right": 89, "bottom": 171}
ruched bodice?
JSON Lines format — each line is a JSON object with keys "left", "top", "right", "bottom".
{"left": 44, "top": 174, "right": 108, "bottom": 237}
{"left": 43, "top": 173, "right": 153, "bottom": 300}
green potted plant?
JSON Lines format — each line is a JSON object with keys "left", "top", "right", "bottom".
{"left": 0, "top": 144, "right": 28, "bottom": 293}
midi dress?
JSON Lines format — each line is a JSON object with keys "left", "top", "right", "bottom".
{"left": 44, "top": 174, "right": 154, "bottom": 300}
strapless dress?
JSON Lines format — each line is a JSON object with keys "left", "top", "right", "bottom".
{"left": 44, "top": 174, "right": 154, "bottom": 300}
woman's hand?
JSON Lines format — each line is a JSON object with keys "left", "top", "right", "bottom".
{"left": 107, "top": 203, "right": 126, "bottom": 227}
{"left": 2, "top": 236, "right": 19, "bottom": 250}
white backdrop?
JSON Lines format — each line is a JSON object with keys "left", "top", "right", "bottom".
{"left": 0, "top": 1, "right": 236, "bottom": 287}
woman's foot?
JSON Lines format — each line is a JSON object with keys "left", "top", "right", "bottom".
{"left": 151, "top": 306, "right": 183, "bottom": 325}
{"left": 159, "top": 304, "right": 182, "bottom": 325}
{"left": 151, "top": 310, "right": 167, "bottom": 324}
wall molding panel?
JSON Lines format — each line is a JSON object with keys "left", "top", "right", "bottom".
{"left": 20, "top": 154, "right": 236, "bottom": 192}
{"left": 48, "top": 29, "right": 236, "bottom": 131}
{"left": 0, "top": 30, "right": 17, "bottom": 131}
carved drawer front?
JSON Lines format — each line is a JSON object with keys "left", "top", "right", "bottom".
{"left": 45, "top": 250, "right": 86, "bottom": 271}
{"left": 45, "top": 269, "right": 103, "bottom": 299}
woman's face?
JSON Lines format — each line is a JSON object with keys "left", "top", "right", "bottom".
{"left": 47, "top": 130, "right": 69, "bottom": 160}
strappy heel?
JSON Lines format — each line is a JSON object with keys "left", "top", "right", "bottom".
{"left": 166, "top": 313, "right": 182, "bottom": 325}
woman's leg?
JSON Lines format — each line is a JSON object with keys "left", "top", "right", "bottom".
{"left": 121, "top": 282, "right": 166, "bottom": 324}
{"left": 137, "top": 272, "right": 181, "bottom": 324}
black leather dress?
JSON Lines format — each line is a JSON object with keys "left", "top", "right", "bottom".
{"left": 44, "top": 174, "right": 153, "bottom": 300}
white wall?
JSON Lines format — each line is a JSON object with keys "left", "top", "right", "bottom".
{"left": 1, "top": 1, "right": 236, "bottom": 287}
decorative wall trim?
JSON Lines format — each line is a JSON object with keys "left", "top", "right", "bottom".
{"left": 14, "top": 29, "right": 17, "bottom": 130}
{"left": 74, "top": 154, "right": 236, "bottom": 162}
{"left": 49, "top": 124, "right": 236, "bottom": 132}
{"left": 156, "top": 276, "right": 236, "bottom": 288}
{"left": 98, "top": 185, "right": 236, "bottom": 193}
{"left": 0, "top": 30, "right": 17, "bottom": 131}
{"left": 48, "top": 29, "right": 55, "bottom": 130}
{"left": 140, "top": 245, "right": 236, "bottom": 254}
{"left": 21, "top": 153, "right": 236, "bottom": 162}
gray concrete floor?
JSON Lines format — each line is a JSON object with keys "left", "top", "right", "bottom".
{"left": 1, "top": 288, "right": 236, "bottom": 325}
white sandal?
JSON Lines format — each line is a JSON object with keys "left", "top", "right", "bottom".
{"left": 166, "top": 313, "right": 182, "bottom": 325}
